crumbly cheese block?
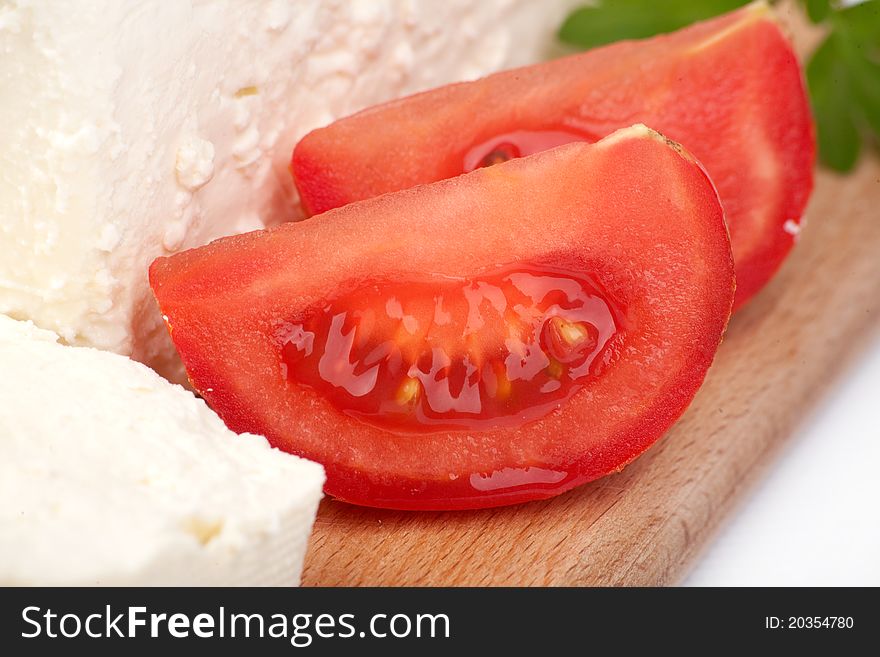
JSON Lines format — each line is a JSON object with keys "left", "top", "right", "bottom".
{"left": 0, "top": 0, "right": 576, "bottom": 379}
{"left": 0, "top": 314, "right": 324, "bottom": 586}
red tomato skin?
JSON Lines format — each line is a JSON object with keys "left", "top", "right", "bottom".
{"left": 292, "top": 4, "right": 813, "bottom": 311}
{"left": 151, "top": 127, "right": 734, "bottom": 510}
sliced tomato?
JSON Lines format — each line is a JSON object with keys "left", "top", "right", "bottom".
{"left": 150, "top": 126, "right": 734, "bottom": 510}
{"left": 291, "top": 3, "right": 813, "bottom": 311}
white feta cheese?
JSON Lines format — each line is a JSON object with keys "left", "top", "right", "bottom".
{"left": 0, "top": 0, "right": 577, "bottom": 380}
{"left": 0, "top": 314, "right": 324, "bottom": 586}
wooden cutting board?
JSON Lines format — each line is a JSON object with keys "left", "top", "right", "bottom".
{"left": 300, "top": 11, "right": 880, "bottom": 586}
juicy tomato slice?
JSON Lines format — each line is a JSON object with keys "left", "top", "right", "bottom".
{"left": 291, "top": 3, "right": 814, "bottom": 311}
{"left": 280, "top": 264, "right": 620, "bottom": 433}
{"left": 150, "top": 126, "right": 734, "bottom": 510}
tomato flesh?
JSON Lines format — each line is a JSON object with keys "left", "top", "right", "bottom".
{"left": 280, "top": 263, "right": 619, "bottom": 433}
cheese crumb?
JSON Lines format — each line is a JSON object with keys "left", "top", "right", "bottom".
{"left": 175, "top": 136, "right": 216, "bottom": 191}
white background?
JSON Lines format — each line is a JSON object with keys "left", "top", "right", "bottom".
{"left": 685, "top": 333, "right": 880, "bottom": 586}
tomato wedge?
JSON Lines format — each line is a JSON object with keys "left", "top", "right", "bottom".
{"left": 150, "top": 126, "right": 734, "bottom": 510}
{"left": 291, "top": 3, "right": 813, "bottom": 311}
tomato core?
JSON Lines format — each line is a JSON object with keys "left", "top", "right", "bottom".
{"left": 463, "top": 129, "right": 593, "bottom": 172}
{"left": 279, "top": 263, "right": 620, "bottom": 433}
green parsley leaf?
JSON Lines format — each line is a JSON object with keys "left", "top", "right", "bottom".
{"left": 802, "top": 0, "right": 830, "bottom": 24}
{"left": 831, "top": 0, "right": 880, "bottom": 44}
{"left": 806, "top": 0, "right": 880, "bottom": 171}
{"left": 807, "top": 34, "right": 861, "bottom": 171}
{"left": 558, "top": 0, "right": 752, "bottom": 49}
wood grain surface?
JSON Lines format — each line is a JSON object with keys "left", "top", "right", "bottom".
{"left": 301, "top": 10, "right": 880, "bottom": 586}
